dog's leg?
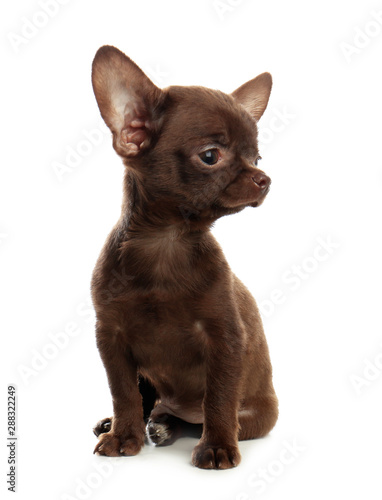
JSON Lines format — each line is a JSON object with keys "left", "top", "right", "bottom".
{"left": 191, "top": 321, "right": 243, "bottom": 470}
{"left": 93, "top": 376, "right": 157, "bottom": 437}
{"left": 238, "top": 394, "right": 279, "bottom": 440}
{"left": 93, "top": 325, "right": 145, "bottom": 457}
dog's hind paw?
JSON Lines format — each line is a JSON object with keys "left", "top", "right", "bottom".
{"left": 146, "top": 420, "right": 171, "bottom": 445}
{"left": 93, "top": 417, "right": 112, "bottom": 437}
{"left": 146, "top": 414, "right": 181, "bottom": 446}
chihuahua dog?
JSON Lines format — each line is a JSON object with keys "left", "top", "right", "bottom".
{"left": 91, "top": 46, "right": 278, "bottom": 469}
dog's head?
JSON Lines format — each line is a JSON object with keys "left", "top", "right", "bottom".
{"left": 92, "top": 46, "right": 272, "bottom": 224}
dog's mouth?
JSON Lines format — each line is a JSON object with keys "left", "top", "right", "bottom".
{"left": 220, "top": 170, "right": 271, "bottom": 209}
{"left": 250, "top": 179, "right": 271, "bottom": 207}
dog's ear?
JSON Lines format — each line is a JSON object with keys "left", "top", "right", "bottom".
{"left": 92, "top": 45, "right": 165, "bottom": 157}
{"left": 231, "top": 73, "right": 272, "bottom": 121}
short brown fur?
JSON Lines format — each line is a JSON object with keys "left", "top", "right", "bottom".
{"left": 91, "top": 46, "right": 278, "bottom": 469}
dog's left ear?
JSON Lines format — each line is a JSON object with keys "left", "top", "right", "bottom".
{"left": 92, "top": 45, "right": 166, "bottom": 158}
{"left": 231, "top": 73, "right": 272, "bottom": 121}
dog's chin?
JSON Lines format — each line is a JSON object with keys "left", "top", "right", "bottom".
{"left": 208, "top": 198, "right": 263, "bottom": 219}
{"left": 249, "top": 196, "right": 267, "bottom": 208}
{"left": 221, "top": 193, "right": 268, "bottom": 210}
{"left": 194, "top": 191, "right": 269, "bottom": 222}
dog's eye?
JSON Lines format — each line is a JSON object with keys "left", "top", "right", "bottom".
{"left": 255, "top": 155, "right": 262, "bottom": 166}
{"left": 199, "top": 149, "right": 220, "bottom": 165}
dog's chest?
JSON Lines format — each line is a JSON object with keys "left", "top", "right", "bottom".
{"left": 129, "top": 302, "right": 208, "bottom": 392}
{"left": 129, "top": 298, "right": 207, "bottom": 359}
{"left": 116, "top": 228, "right": 214, "bottom": 385}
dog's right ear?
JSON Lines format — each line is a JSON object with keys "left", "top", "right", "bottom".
{"left": 92, "top": 45, "right": 165, "bottom": 157}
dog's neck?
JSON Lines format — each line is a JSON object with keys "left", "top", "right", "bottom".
{"left": 120, "top": 168, "right": 213, "bottom": 237}
{"left": 114, "top": 169, "right": 219, "bottom": 292}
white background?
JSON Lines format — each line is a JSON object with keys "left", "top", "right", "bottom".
{"left": 1, "top": 0, "right": 382, "bottom": 498}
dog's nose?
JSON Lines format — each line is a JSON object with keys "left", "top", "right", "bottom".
{"left": 252, "top": 172, "right": 271, "bottom": 191}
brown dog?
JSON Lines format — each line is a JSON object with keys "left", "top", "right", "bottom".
{"left": 91, "top": 46, "right": 278, "bottom": 469}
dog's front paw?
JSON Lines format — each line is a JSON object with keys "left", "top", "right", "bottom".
{"left": 94, "top": 431, "right": 144, "bottom": 457}
{"left": 191, "top": 441, "right": 241, "bottom": 470}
